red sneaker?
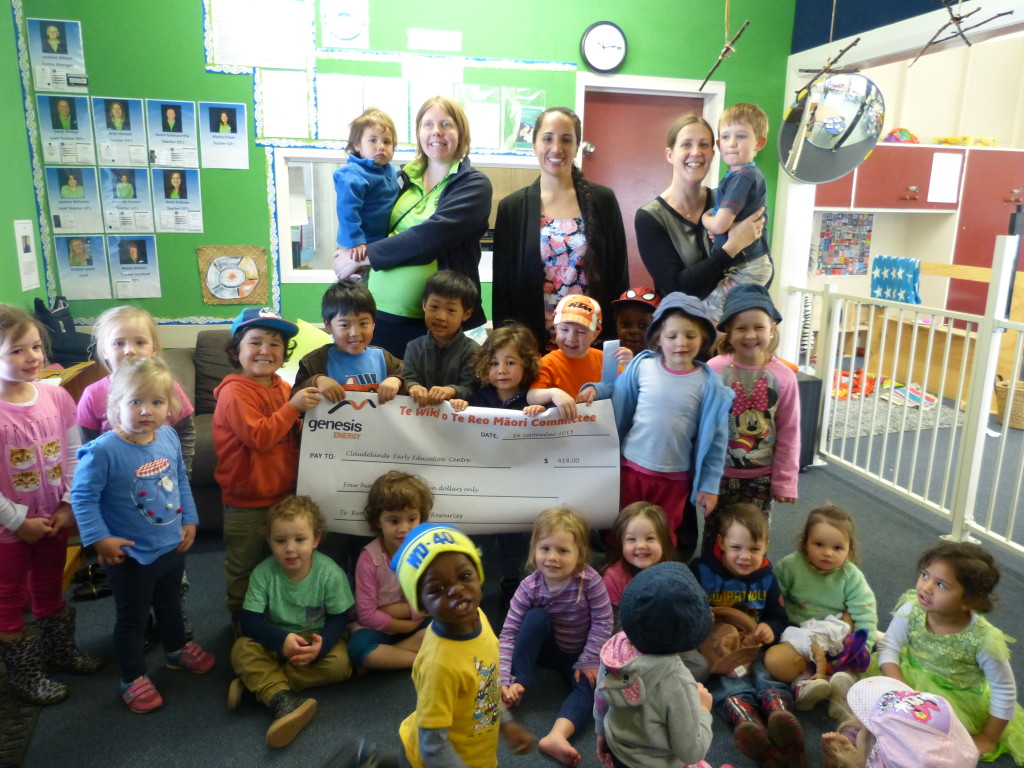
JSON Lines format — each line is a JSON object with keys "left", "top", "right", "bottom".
{"left": 122, "top": 676, "right": 163, "bottom": 713}
{"left": 165, "top": 641, "right": 215, "bottom": 673}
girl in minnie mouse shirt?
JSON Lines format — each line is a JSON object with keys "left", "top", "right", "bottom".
{"left": 705, "top": 285, "right": 799, "bottom": 551}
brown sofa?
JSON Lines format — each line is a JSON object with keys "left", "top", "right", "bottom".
{"left": 164, "top": 329, "right": 234, "bottom": 529}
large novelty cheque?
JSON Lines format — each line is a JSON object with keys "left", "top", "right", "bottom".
{"left": 297, "top": 395, "right": 620, "bottom": 534}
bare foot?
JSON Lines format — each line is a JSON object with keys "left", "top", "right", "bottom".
{"left": 538, "top": 733, "right": 581, "bottom": 766}
{"left": 821, "top": 731, "right": 858, "bottom": 768}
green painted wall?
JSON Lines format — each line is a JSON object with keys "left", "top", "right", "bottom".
{"left": 1, "top": 10, "right": 47, "bottom": 307}
{"left": 7, "top": 1, "right": 795, "bottom": 326}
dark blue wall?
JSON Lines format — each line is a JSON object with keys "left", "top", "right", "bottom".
{"left": 792, "top": 0, "right": 941, "bottom": 53}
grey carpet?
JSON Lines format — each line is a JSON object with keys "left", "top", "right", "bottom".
{"left": 10, "top": 463, "right": 1024, "bottom": 767}
{"left": 0, "top": 671, "right": 39, "bottom": 768}
{"left": 826, "top": 393, "right": 960, "bottom": 439}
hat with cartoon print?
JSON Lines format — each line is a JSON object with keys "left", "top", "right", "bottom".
{"left": 612, "top": 286, "right": 660, "bottom": 311}
{"left": 846, "top": 677, "right": 978, "bottom": 768}
{"left": 390, "top": 523, "right": 484, "bottom": 612}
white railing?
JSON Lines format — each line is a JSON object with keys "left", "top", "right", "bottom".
{"left": 779, "top": 236, "right": 1024, "bottom": 558}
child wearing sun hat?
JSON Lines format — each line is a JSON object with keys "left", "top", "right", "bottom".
{"left": 821, "top": 676, "right": 979, "bottom": 768}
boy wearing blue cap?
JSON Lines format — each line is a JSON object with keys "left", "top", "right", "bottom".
{"left": 325, "top": 523, "right": 534, "bottom": 768}
{"left": 213, "top": 307, "right": 321, "bottom": 621}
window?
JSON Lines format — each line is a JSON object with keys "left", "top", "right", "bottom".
{"left": 272, "top": 148, "right": 535, "bottom": 284}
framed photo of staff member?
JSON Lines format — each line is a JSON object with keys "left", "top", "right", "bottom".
{"left": 49, "top": 96, "right": 78, "bottom": 131}
{"left": 58, "top": 169, "right": 86, "bottom": 199}
{"left": 162, "top": 170, "right": 188, "bottom": 200}
{"left": 65, "top": 237, "right": 93, "bottom": 267}
{"left": 112, "top": 170, "right": 137, "bottom": 199}
{"left": 104, "top": 99, "right": 131, "bottom": 131}
{"left": 38, "top": 20, "right": 67, "bottom": 54}
{"left": 209, "top": 107, "right": 237, "bottom": 134}
{"left": 118, "top": 239, "right": 148, "bottom": 265}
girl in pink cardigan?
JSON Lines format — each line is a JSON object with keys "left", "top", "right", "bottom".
{"left": 348, "top": 471, "right": 432, "bottom": 671}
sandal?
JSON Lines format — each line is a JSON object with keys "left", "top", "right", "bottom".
{"left": 72, "top": 563, "right": 106, "bottom": 584}
{"left": 72, "top": 579, "right": 112, "bottom": 601}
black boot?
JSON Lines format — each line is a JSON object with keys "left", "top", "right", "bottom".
{"left": 0, "top": 629, "right": 69, "bottom": 705}
{"left": 266, "top": 689, "right": 316, "bottom": 748}
{"left": 36, "top": 604, "right": 103, "bottom": 674}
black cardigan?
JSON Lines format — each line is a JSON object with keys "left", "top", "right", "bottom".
{"left": 366, "top": 157, "right": 491, "bottom": 329}
{"left": 491, "top": 177, "right": 629, "bottom": 348}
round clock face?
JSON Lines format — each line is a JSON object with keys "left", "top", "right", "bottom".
{"left": 581, "top": 21, "right": 626, "bottom": 73}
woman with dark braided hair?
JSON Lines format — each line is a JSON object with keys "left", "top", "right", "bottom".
{"left": 492, "top": 106, "right": 628, "bottom": 350}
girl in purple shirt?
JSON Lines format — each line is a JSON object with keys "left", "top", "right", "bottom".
{"left": 499, "top": 506, "right": 613, "bottom": 766}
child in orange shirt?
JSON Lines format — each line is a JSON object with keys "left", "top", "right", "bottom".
{"left": 213, "top": 308, "right": 321, "bottom": 624}
{"left": 528, "top": 294, "right": 603, "bottom": 419}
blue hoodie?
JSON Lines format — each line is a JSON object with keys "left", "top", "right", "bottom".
{"left": 585, "top": 292, "right": 733, "bottom": 502}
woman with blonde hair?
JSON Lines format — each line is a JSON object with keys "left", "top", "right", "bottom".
{"left": 334, "top": 95, "right": 491, "bottom": 357}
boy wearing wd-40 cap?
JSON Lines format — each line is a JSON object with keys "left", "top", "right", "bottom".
{"left": 213, "top": 307, "right": 321, "bottom": 622}
{"left": 324, "top": 523, "right": 534, "bottom": 768}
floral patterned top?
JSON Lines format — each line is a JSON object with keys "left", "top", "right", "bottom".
{"left": 541, "top": 215, "right": 588, "bottom": 347}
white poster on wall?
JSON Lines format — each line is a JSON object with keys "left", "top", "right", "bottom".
{"left": 320, "top": 0, "right": 369, "bottom": 49}
{"left": 91, "top": 97, "right": 148, "bottom": 167}
{"left": 37, "top": 95, "right": 95, "bottom": 165}
{"left": 13, "top": 220, "right": 40, "bottom": 291}
{"left": 208, "top": 0, "right": 311, "bottom": 69}
{"left": 26, "top": 18, "right": 88, "bottom": 93}
{"left": 297, "top": 396, "right": 620, "bottom": 535}
{"left": 258, "top": 69, "right": 311, "bottom": 139}
{"left": 315, "top": 73, "right": 364, "bottom": 141}
{"left": 45, "top": 167, "right": 103, "bottom": 234}
{"left": 198, "top": 102, "right": 249, "bottom": 169}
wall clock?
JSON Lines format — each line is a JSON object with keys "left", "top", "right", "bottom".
{"left": 580, "top": 21, "right": 626, "bottom": 73}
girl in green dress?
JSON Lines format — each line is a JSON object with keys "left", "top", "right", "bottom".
{"left": 878, "top": 541, "right": 1024, "bottom": 764}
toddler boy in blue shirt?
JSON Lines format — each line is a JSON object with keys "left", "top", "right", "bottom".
{"left": 292, "top": 279, "right": 405, "bottom": 404}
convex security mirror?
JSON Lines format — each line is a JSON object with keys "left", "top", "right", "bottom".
{"left": 779, "top": 73, "right": 885, "bottom": 184}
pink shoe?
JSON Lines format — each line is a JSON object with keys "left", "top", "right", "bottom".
{"left": 165, "top": 641, "right": 215, "bottom": 673}
{"left": 121, "top": 675, "right": 163, "bottom": 713}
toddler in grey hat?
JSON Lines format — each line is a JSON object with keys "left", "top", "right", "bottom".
{"left": 594, "top": 562, "right": 714, "bottom": 768}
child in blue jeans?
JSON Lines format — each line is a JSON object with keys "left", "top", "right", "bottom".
{"left": 690, "top": 503, "right": 804, "bottom": 767}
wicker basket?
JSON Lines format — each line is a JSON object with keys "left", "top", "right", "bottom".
{"left": 994, "top": 380, "right": 1024, "bottom": 429}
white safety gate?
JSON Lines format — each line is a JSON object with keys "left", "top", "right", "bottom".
{"left": 779, "top": 236, "right": 1024, "bottom": 559}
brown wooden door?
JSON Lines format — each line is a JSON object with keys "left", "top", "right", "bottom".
{"left": 581, "top": 90, "right": 704, "bottom": 287}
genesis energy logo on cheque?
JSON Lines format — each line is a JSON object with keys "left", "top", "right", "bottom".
{"left": 305, "top": 400, "right": 369, "bottom": 440}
